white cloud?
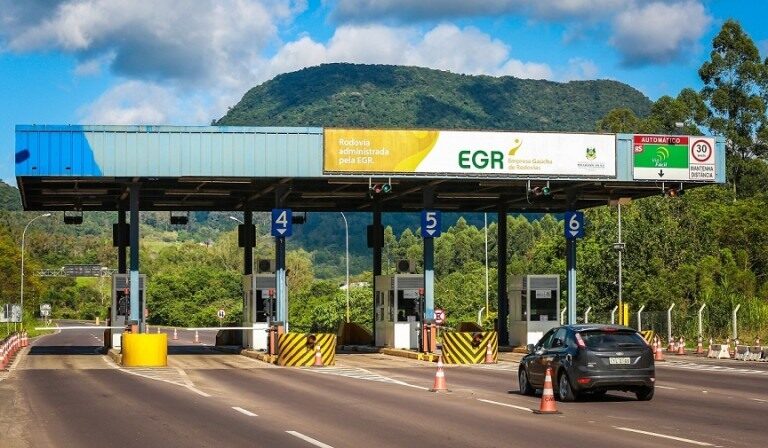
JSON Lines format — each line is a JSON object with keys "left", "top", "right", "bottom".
{"left": 78, "top": 81, "right": 177, "bottom": 124}
{"left": 0, "top": 0, "right": 305, "bottom": 87}
{"left": 611, "top": 1, "right": 712, "bottom": 65}
{"left": 266, "top": 24, "right": 553, "bottom": 80}
{"left": 561, "top": 57, "right": 599, "bottom": 81}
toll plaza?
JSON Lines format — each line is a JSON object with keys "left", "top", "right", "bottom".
{"left": 15, "top": 126, "right": 725, "bottom": 366}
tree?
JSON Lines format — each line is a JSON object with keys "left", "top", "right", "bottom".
{"left": 699, "top": 19, "right": 768, "bottom": 194}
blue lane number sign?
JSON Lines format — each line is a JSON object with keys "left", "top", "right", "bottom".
{"left": 271, "top": 208, "right": 293, "bottom": 237}
{"left": 564, "top": 211, "right": 584, "bottom": 240}
{"left": 421, "top": 210, "right": 441, "bottom": 238}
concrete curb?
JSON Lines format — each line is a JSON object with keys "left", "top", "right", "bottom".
{"left": 107, "top": 348, "right": 122, "bottom": 365}
{"left": 241, "top": 349, "right": 277, "bottom": 365}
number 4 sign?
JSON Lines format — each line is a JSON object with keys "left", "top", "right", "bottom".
{"left": 271, "top": 208, "right": 293, "bottom": 237}
{"left": 564, "top": 211, "right": 584, "bottom": 240}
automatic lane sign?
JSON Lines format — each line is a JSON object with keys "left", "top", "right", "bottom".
{"left": 633, "top": 135, "right": 716, "bottom": 181}
{"left": 434, "top": 308, "right": 446, "bottom": 325}
{"left": 422, "top": 210, "right": 441, "bottom": 238}
{"left": 271, "top": 208, "right": 292, "bottom": 237}
{"left": 564, "top": 211, "right": 585, "bottom": 240}
{"left": 217, "top": 309, "right": 226, "bottom": 319}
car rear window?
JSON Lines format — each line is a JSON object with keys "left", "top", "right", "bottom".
{"left": 579, "top": 330, "right": 645, "bottom": 349}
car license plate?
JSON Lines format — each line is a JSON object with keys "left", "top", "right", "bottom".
{"left": 609, "top": 357, "right": 631, "bottom": 365}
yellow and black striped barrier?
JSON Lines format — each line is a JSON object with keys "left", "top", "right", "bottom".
{"left": 641, "top": 330, "right": 654, "bottom": 344}
{"left": 442, "top": 331, "right": 498, "bottom": 364}
{"left": 277, "top": 332, "right": 336, "bottom": 367}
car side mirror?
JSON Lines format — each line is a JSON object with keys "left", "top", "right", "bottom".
{"left": 526, "top": 344, "right": 535, "bottom": 354}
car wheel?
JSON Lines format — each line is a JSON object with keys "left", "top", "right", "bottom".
{"left": 558, "top": 371, "right": 577, "bottom": 402}
{"left": 635, "top": 386, "right": 654, "bottom": 401}
{"left": 519, "top": 368, "right": 535, "bottom": 396}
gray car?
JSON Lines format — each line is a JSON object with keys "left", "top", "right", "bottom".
{"left": 518, "top": 324, "right": 655, "bottom": 401}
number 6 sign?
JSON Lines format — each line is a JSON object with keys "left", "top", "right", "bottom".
{"left": 564, "top": 211, "right": 584, "bottom": 240}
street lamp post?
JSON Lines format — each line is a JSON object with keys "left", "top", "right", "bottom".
{"left": 21, "top": 213, "right": 52, "bottom": 329}
{"left": 340, "top": 212, "right": 350, "bottom": 323}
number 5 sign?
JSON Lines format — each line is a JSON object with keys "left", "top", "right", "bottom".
{"left": 564, "top": 211, "right": 584, "bottom": 240}
{"left": 421, "top": 210, "right": 441, "bottom": 238}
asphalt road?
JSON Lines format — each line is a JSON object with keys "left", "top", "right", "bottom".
{"left": 1, "top": 325, "right": 766, "bottom": 448}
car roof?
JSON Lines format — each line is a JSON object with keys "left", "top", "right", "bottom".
{"left": 562, "top": 324, "right": 637, "bottom": 332}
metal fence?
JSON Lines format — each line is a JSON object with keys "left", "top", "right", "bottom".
{"left": 570, "top": 305, "right": 767, "bottom": 344}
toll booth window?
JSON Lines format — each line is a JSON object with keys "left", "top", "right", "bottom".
{"left": 397, "top": 290, "right": 420, "bottom": 321}
{"left": 530, "top": 289, "right": 557, "bottom": 321}
{"left": 388, "top": 292, "right": 395, "bottom": 322}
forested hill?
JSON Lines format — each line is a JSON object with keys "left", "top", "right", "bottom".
{"left": 216, "top": 63, "right": 652, "bottom": 130}
{"left": 0, "top": 181, "right": 21, "bottom": 210}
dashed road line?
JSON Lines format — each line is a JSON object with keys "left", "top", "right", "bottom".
{"left": 614, "top": 426, "right": 713, "bottom": 446}
{"left": 232, "top": 406, "right": 258, "bottom": 417}
{"left": 477, "top": 398, "right": 532, "bottom": 413}
{"left": 656, "top": 385, "right": 677, "bottom": 390}
{"left": 286, "top": 431, "right": 335, "bottom": 448}
{"left": 751, "top": 398, "right": 768, "bottom": 403}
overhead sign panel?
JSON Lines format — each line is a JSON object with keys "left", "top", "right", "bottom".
{"left": 324, "top": 129, "right": 616, "bottom": 177}
{"left": 632, "top": 135, "right": 716, "bottom": 181}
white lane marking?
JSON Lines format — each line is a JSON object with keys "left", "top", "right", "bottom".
{"left": 751, "top": 398, "right": 768, "bottom": 403}
{"left": 303, "top": 366, "right": 424, "bottom": 389}
{"left": 232, "top": 406, "right": 258, "bottom": 417}
{"left": 661, "top": 360, "right": 768, "bottom": 376}
{"left": 101, "top": 356, "right": 211, "bottom": 397}
{"left": 286, "top": 431, "right": 335, "bottom": 448}
{"left": 477, "top": 398, "right": 532, "bottom": 413}
{"left": 656, "top": 385, "right": 677, "bottom": 390}
{"left": 614, "top": 426, "right": 713, "bottom": 446}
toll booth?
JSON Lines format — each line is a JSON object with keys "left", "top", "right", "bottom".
{"left": 374, "top": 274, "right": 423, "bottom": 349}
{"left": 243, "top": 265, "right": 276, "bottom": 351}
{"left": 110, "top": 273, "right": 146, "bottom": 349}
{"left": 508, "top": 275, "right": 560, "bottom": 346}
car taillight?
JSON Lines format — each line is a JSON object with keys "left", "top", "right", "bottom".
{"left": 577, "top": 378, "right": 592, "bottom": 384}
{"left": 575, "top": 332, "right": 586, "bottom": 349}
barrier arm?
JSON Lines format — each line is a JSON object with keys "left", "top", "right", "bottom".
{"left": 610, "top": 306, "right": 618, "bottom": 325}
{"left": 637, "top": 305, "right": 645, "bottom": 331}
{"left": 667, "top": 303, "right": 675, "bottom": 343}
{"left": 698, "top": 303, "right": 706, "bottom": 338}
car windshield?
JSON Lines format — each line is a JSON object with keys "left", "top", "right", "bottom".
{"left": 579, "top": 330, "right": 645, "bottom": 349}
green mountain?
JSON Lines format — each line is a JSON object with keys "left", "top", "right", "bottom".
{"left": 0, "top": 181, "right": 21, "bottom": 211}
{"left": 217, "top": 63, "right": 652, "bottom": 130}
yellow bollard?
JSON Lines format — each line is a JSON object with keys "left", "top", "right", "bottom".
{"left": 121, "top": 333, "right": 167, "bottom": 367}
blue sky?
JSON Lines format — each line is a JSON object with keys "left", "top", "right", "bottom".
{"left": 1, "top": 0, "right": 767, "bottom": 185}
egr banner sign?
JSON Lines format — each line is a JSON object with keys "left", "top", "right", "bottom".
{"left": 323, "top": 129, "right": 616, "bottom": 177}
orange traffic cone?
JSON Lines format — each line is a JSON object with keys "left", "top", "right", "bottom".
{"left": 484, "top": 342, "right": 495, "bottom": 364}
{"left": 654, "top": 337, "right": 665, "bottom": 362}
{"left": 533, "top": 366, "right": 561, "bottom": 414}
{"left": 312, "top": 346, "right": 324, "bottom": 367}
{"left": 677, "top": 337, "right": 685, "bottom": 355}
{"left": 429, "top": 355, "right": 449, "bottom": 392}
{"left": 695, "top": 336, "right": 703, "bottom": 355}
{"left": 173, "top": 328, "right": 179, "bottom": 340}
{"left": 667, "top": 337, "right": 674, "bottom": 352}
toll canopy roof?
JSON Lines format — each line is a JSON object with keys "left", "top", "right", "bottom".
{"left": 15, "top": 125, "right": 725, "bottom": 212}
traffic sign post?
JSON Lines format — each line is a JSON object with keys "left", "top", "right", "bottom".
{"left": 421, "top": 210, "right": 441, "bottom": 238}
{"left": 564, "top": 211, "right": 584, "bottom": 326}
{"left": 271, "top": 209, "right": 293, "bottom": 237}
{"left": 217, "top": 308, "right": 226, "bottom": 326}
